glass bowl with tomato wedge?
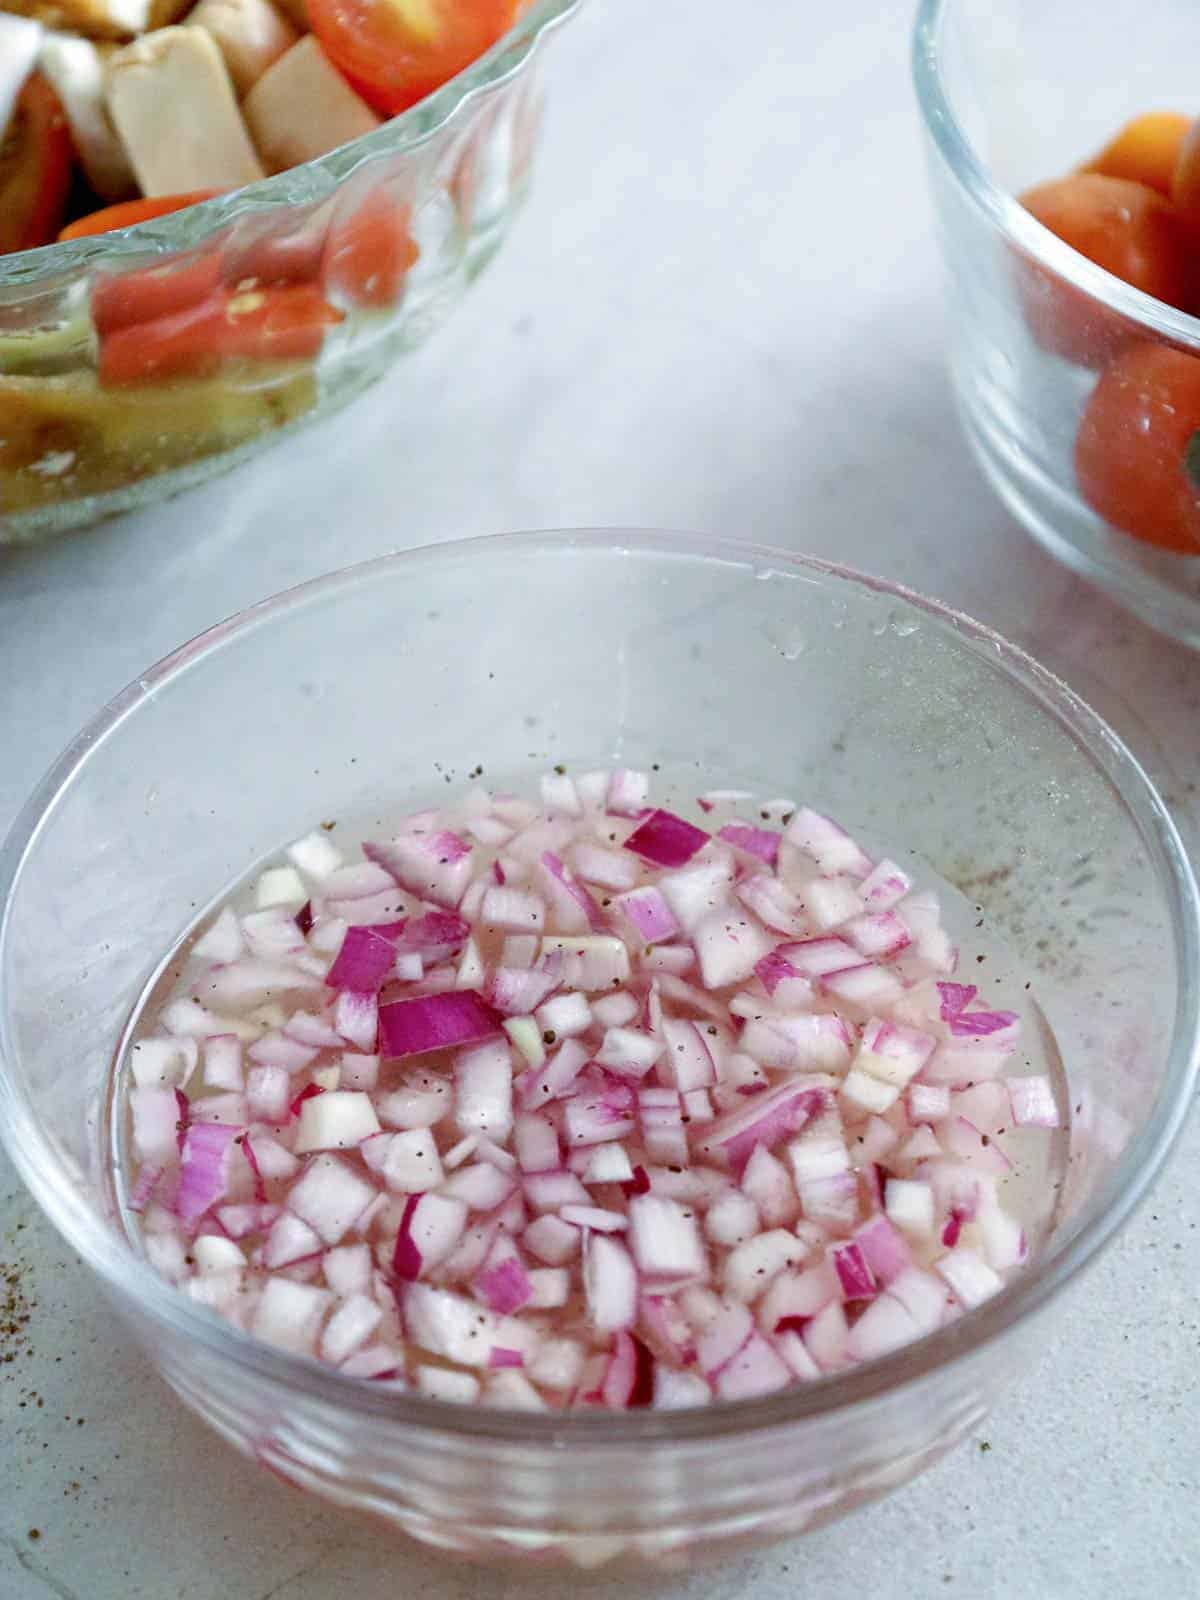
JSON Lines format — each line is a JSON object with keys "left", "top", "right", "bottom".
{"left": 0, "top": 0, "right": 578, "bottom": 540}
{"left": 914, "top": 0, "right": 1200, "bottom": 647}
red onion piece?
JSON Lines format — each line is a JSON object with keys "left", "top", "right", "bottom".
{"left": 702, "top": 1080, "right": 827, "bottom": 1175}
{"left": 717, "top": 822, "right": 780, "bottom": 865}
{"left": 378, "top": 991, "right": 503, "bottom": 1060}
{"left": 614, "top": 885, "right": 679, "bottom": 945}
{"left": 623, "top": 809, "right": 710, "bottom": 869}
{"left": 854, "top": 1215, "right": 913, "bottom": 1286}
{"left": 936, "top": 981, "right": 977, "bottom": 1020}
{"left": 364, "top": 829, "right": 473, "bottom": 909}
{"left": 484, "top": 966, "right": 560, "bottom": 1017}
{"left": 602, "top": 1329, "right": 655, "bottom": 1408}
{"left": 176, "top": 1121, "right": 241, "bottom": 1226}
{"left": 538, "top": 851, "right": 605, "bottom": 932}
{"left": 606, "top": 769, "right": 649, "bottom": 817}
{"left": 333, "top": 989, "right": 378, "bottom": 1050}
{"left": 474, "top": 1256, "right": 534, "bottom": 1313}
{"left": 128, "top": 1163, "right": 163, "bottom": 1213}
{"left": 830, "top": 1240, "right": 878, "bottom": 1301}
{"left": 949, "top": 1009, "right": 1020, "bottom": 1042}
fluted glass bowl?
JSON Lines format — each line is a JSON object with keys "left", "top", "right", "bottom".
{"left": 914, "top": 0, "right": 1200, "bottom": 647}
{"left": 0, "top": 0, "right": 578, "bottom": 542}
{"left": 0, "top": 530, "right": 1196, "bottom": 1569}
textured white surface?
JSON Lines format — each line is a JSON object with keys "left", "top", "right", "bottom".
{"left": 1, "top": 1, "right": 1199, "bottom": 1594}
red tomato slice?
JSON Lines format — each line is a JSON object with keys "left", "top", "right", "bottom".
{"left": 0, "top": 74, "right": 73, "bottom": 256}
{"left": 99, "top": 285, "right": 343, "bottom": 385}
{"left": 307, "top": 0, "right": 517, "bottom": 116}
{"left": 322, "top": 192, "right": 419, "bottom": 309}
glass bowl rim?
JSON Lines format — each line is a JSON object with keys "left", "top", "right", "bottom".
{"left": 1, "top": 526, "right": 1197, "bottom": 1446}
{"left": 0, "top": 0, "right": 581, "bottom": 285}
{"left": 912, "top": 0, "right": 1200, "bottom": 351}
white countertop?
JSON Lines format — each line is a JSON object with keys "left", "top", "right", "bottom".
{"left": 2, "top": 2, "right": 1198, "bottom": 1595}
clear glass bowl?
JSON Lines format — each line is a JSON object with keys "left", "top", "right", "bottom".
{"left": 0, "top": 529, "right": 1196, "bottom": 1569}
{"left": 0, "top": 0, "right": 578, "bottom": 543}
{"left": 914, "top": 0, "right": 1200, "bottom": 648}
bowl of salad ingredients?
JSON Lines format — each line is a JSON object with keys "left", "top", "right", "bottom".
{"left": 914, "top": 0, "right": 1200, "bottom": 648}
{"left": 0, "top": 530, "right": 1195, "bottom": 1568}
{"left": 0, "top": 0, "right": 578, "bottom": 540}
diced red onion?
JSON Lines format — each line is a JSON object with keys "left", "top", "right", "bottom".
{"left": 935, "top": 1245, "right": 1003, "bottom": 1308}
{"left": 537, "top": 852, "right": 605, "bottom": 933}
{"left": 523, "top": 1213, "right": 580, "bottom": 1264}
{"left": 601, "top": 1330, "right": 655, "bottom": 1408}
{"left": 177, "top": 1122, "right": 241, "bottom": 1226}
{"left": 246, "top": 1064, "right": 290, "bottom": 1121}
{"left": 718, "top": 822, "right": 780, "bottom": 865}
{"left": 830, "top": 1240, "right": 878, "bottom": 1301}
{"left": 606, "top": 769, "right": 650, "bottom": 817}
{"left": 524, "top": 1170, "right": 591, "bottom": 1212}
{"left": 569, "top": 844, "right": 640, "bottom": 892}
{"left": 623, "top": 809, "right": 709, "bottom": 869}
{"left": 936, "top": 981, "right": 977, "bottom": 1020}
{"left": 734, "top": 873, "right": 809, "bottom": 936}
{"left": 613, "top": 885, "right": 679, "bottom": 946}
{"left": 784, "top": 808, "right": 872, "bottom": 878}
{"left": 364, "top": 830, "right": 473, "bottom": 910}
{"left": 858, "top": 859, "right": 912, "bottom": 911}
{"left": 540, "top": 935, "right": 630, "bottom": 992}
{"left": 854, "top": 1214, "right": 913, "bottom": 1285}
{"left": 1007, "top": 1074, "right": 1060, "bottom": 1128}
{"left": 560, "top": 1204, "right": 627, "bottom": 1232}
{"left": 248, "top": 1031, "right": 320, "bottom": 1073}
{"left": 950, "top": 1009, "right": 1021, "bottom": 1044}
{"left": 485, "top": 965, "right": 560, "bottom": 1017}
{"left": 776, "top": 937, "right": 858, "bottom": 977}
{"left": 702, "top": 1079, "right": 826, "bottom": 1174}
{"left": 378, "top": 991, "right": 502, "bottom": 1059}
{"left": 821, "top": 963, "right": 905, "bottom": 1011}
{"left": 528, "top": 998, "right": 588, "bottom": 1049}
{"left": 474, "top": 1256, "right": 534, "bottom": 1313}
{"left": 333, "top": 989, "right": 378, "bottom": 1050}
{"left": 843, "top": 911, "right": 911, "bottom": 959}
{"left": 583, "top": 1234, "right": 638, "bottom": 1333}
{"left": 523, "top": 1036, "right": 589, "bottom": 1106}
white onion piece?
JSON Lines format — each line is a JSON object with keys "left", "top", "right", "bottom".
{"left": 583, "top": 1234, "right": 638, "bottom": 1333}
{"left": 454, "top": 1039, "right": 514, "bottom": 1140}
{"left": 193, "top": 906, "right": 245, "bottom": 963}
{"left": 287, "top": 1156, "right": 376, "bottom": 1245}
{"left": 535, "top": 991, "right": 592, "bottom": 1039}
{"left": 523, "top": 1214, "right": 581, "bottom": 1265}
{"left": 251, "top": 1279, "right": 331, "bottom": 1355}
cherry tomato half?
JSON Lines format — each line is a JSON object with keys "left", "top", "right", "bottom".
{"left": 1082, "top": 111, "right": 1191, "bottom": 198}
{"left": 1075, "top": 342, "right": 1200, "bottom": 555}
{"left": 1017, "top": 173, "right": 1194, "bottom": 366}
{"left": 307, "top": 0, "right": 517, "bottom": 117}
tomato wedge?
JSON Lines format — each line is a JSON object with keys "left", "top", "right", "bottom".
{"left": 0, "top": 74, "right": 73, "bottom": 256}
{"left": 1075, "top": 343, "right": 1200, "bottom": 555}
{"left": 92, "top": 254, "right": 225, "bottom": 338}
{"left": 307, "top": 0, "right": 517, "bottom": 116}
{"left": 322, "top": 192, "right": 419, "bottom": 309}
{"left": 98, "top": 284, "right": 343, "bottom": 385}
{"left": 60, "top": 192, "right": 223, "bottom": 242}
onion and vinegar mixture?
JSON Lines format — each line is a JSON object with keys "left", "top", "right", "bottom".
{"left": 122, "top": 769, "right": 1061, "bottom": 1409}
